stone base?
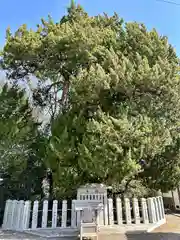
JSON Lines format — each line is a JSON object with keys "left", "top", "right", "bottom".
{"left": 24, "top": 228, "right": 79, "bottom": 239}
{"left": 99, "top": 219, "right": 166, "bottom": 234}
{"left": 146, "top": 218, "right": 166, "bottom": 232}
{"left": 23, "top": 220, "right": 166, "bottom": 239}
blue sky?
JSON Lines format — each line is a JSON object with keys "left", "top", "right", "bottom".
{"left": 0, "top": 0, "right": 180, "bottom": 55}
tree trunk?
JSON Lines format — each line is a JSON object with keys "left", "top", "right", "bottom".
{"left": 60, "top": 81, "right": 69, "bottom": 110}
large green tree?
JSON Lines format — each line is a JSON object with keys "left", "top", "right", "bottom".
{"left": 1, "top": 2, "right": 180, "bottom": 197}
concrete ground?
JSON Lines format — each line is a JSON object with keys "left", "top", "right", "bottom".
{"left": 1, "top": 214, "right": 180, "bottom": 239}
{"left": 100, "top": 214, "right": 180, "bottom": 239}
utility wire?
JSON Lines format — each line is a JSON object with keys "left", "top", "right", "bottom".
{"left": 155, "top": 0, "right": 180, "bottom": 6}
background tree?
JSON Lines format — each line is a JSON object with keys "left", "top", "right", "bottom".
{"left": 1, "top": 2, "right": 180, "bottom": 198}
{"left": 0, "top": 83, "right": 47, "bottom": 224}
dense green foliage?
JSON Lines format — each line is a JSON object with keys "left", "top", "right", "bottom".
{"left": 0, "top": 84, "right": 47, "bottom": 223}
{"left": 1, "top": 1, "right": 180, "bottom": 198}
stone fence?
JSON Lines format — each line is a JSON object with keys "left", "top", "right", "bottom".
{"left": 2, "top": 196, "right": 165, "bottom": 231}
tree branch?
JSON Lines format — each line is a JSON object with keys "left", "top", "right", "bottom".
{"left": 45, "top": 81, "right": 63, "bottom": 94}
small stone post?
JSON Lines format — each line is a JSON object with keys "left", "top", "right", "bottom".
{"left": 124, "top": 198, "right": 131, "bottom": 224}
{"left": 22, "top": 201, "right": 31, "bottom": 230}
{"left": 116, "top": 197, "right": 123, "bottom": 225}
{"left": 61, "top": 200, "right": 67, "bottom": 228}
{"left": 31, "top": 200, "right": 39, "bottom": 229}
{"left": 141, "top": 198, "right": 149, "bottom": 224}
{"left": 71, "top": 200, "right": 76, "bottom": 227}
{"left": 52, "top": 200, "right": 58, "bottom": 228}
{"left": 108, "top": 198, "right": 114, "bottom": 225}
{"left": 42, "top": 200, "right": 48, "bottom": 228}
{"left": 2, "top": 199, "right": 11, "bottom": 229}
{"left": 133, "top": 198, "right": 140, "bottom": 224}
{"left": 147, "top": 198, "right": 156, "bottom": 223}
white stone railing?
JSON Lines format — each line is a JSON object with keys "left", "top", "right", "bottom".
{"left": 2, "top": 196, "right": 165, "bottom": 231}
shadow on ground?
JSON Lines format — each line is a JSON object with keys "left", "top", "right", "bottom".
{"left": 126, "top": 232, "right": 180, "bottom": 240}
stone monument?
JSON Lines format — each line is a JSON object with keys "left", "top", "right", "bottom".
{"left": 77, "top": 183, "right": 107, "bottom": 224}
